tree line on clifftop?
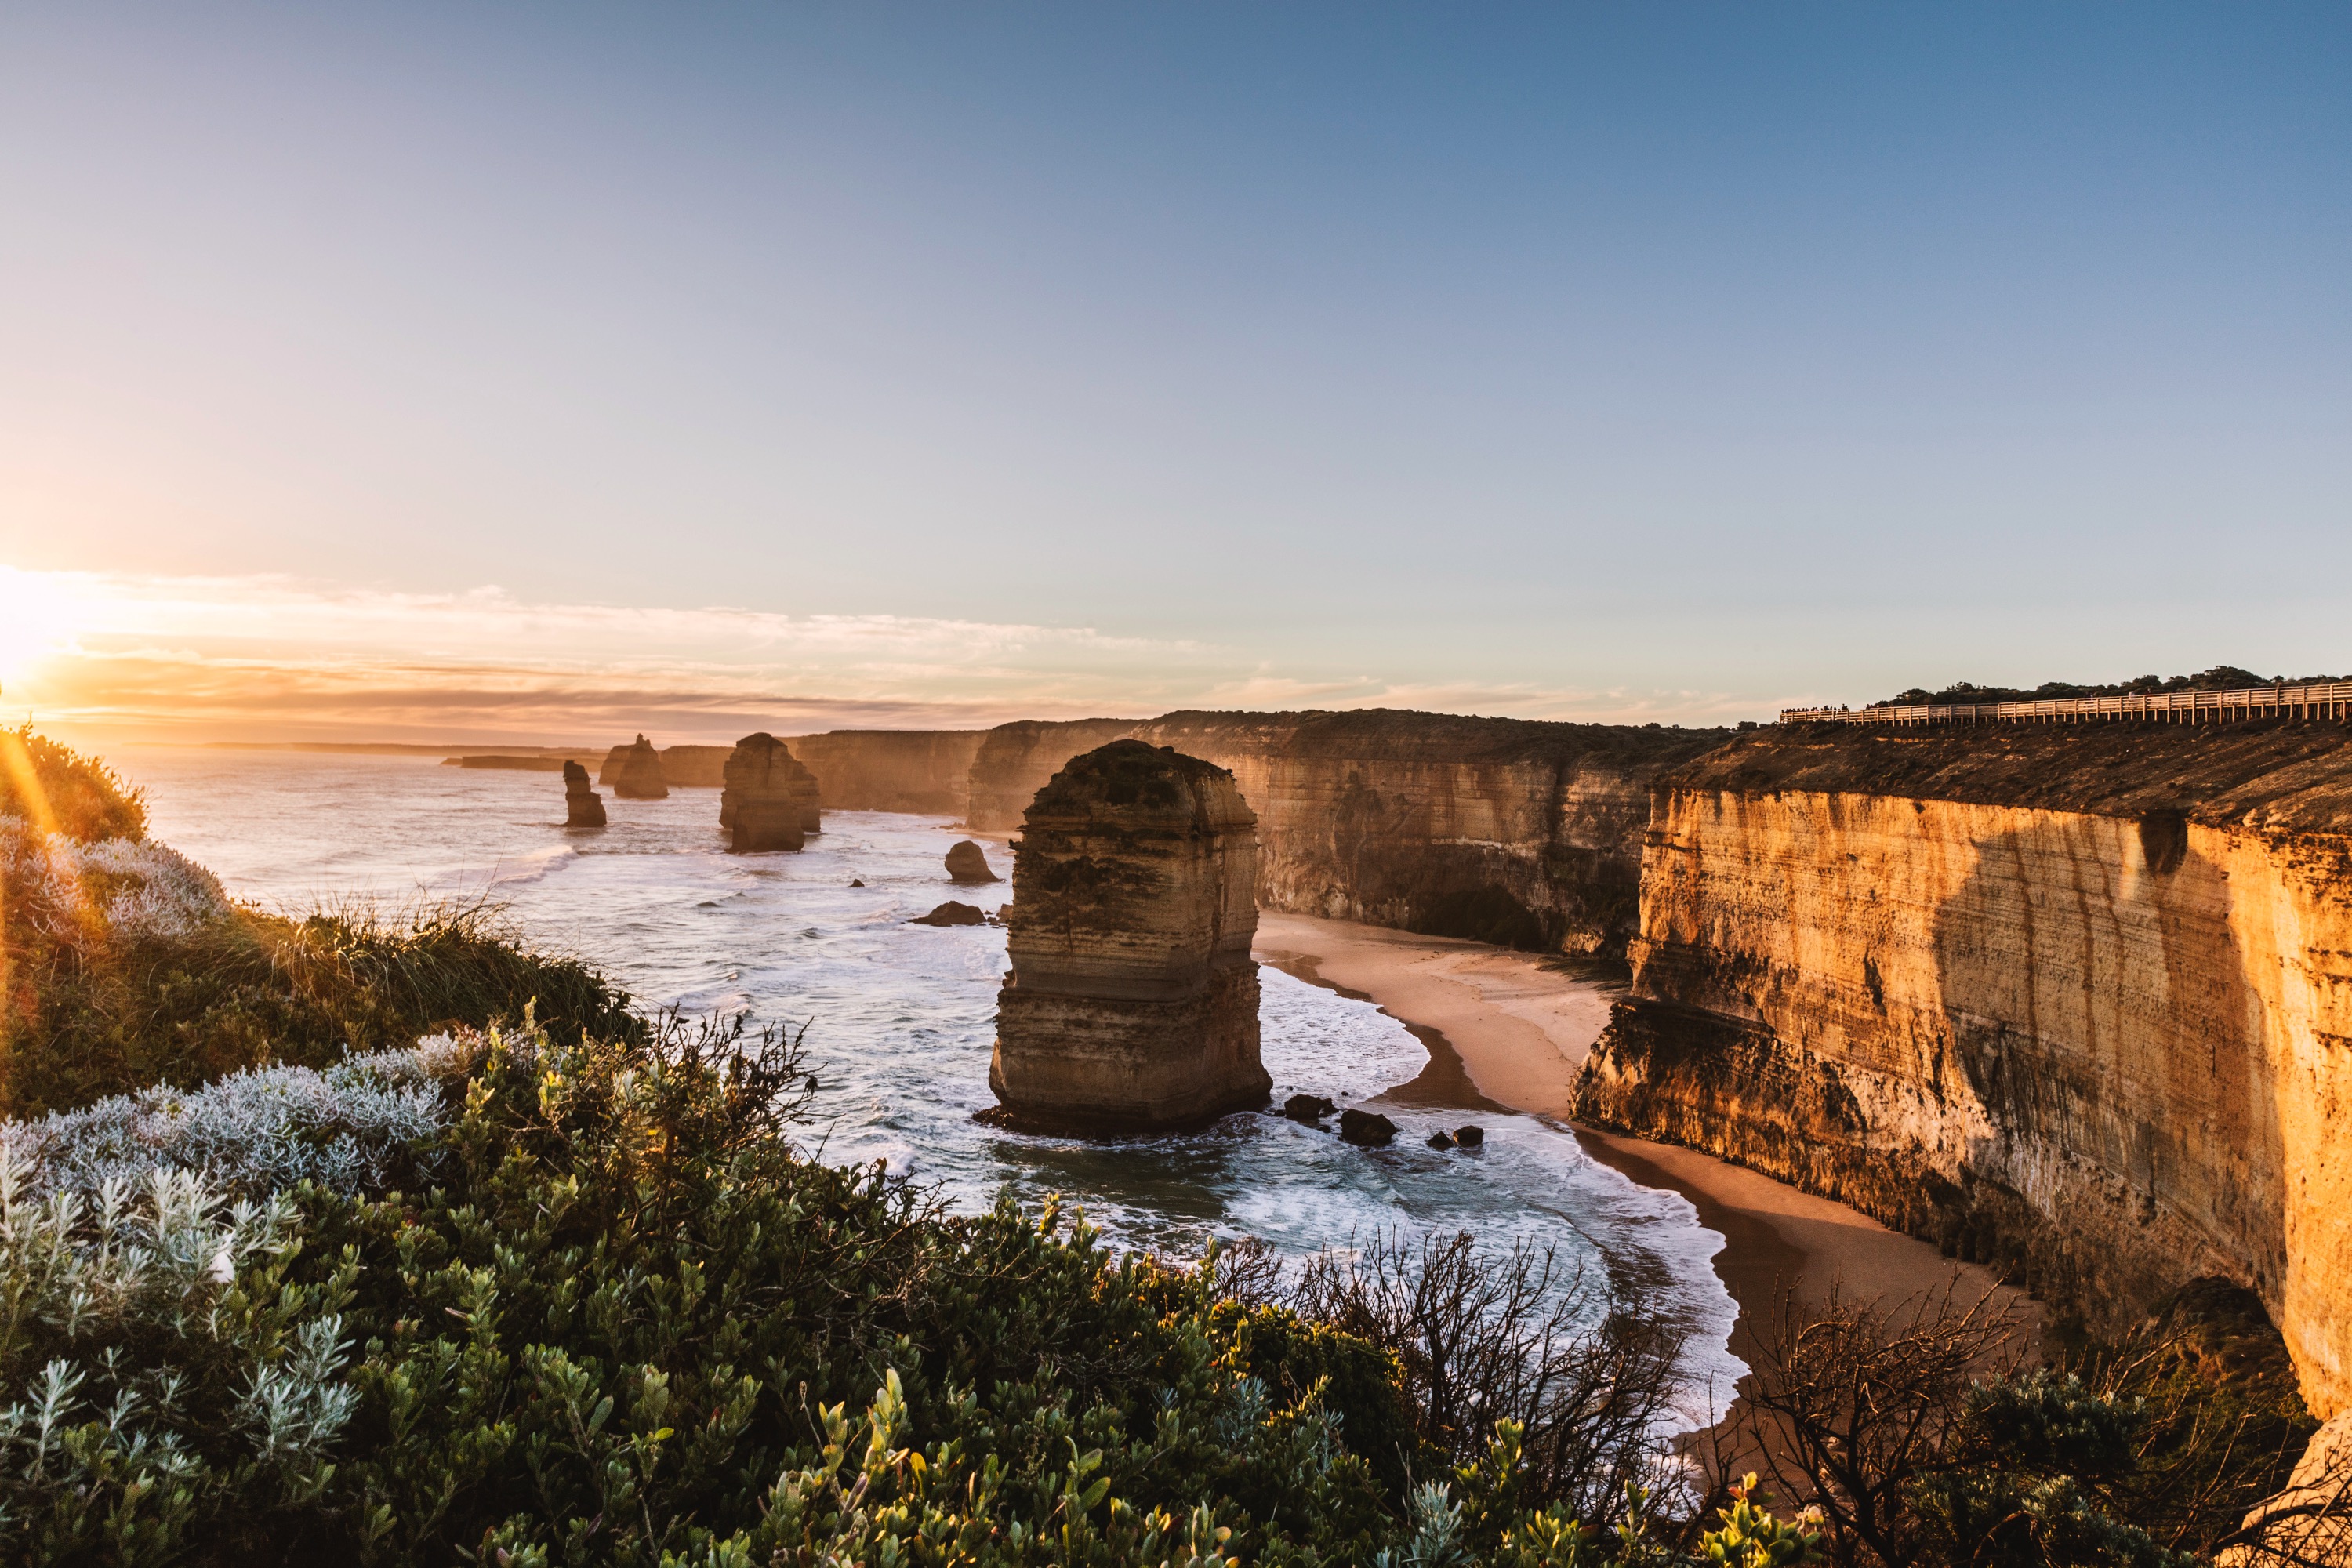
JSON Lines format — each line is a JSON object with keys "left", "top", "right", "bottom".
{"left": 1879, "top": 666, "right": 2348, "bottom": 709}
{"left": 0, "top": 727, "right": 2335, "bottom": 1565}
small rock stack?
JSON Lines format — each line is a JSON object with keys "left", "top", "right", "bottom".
{"left": 720, "top": 733, "right": 821, "bottom": 852}
{"left": 561, "top": 760, "right": 607, "bottom": 828}
{"left": 610, "top": 735, "right": 670, "bottom": 800}
{"left": 945, "top": 840, "right": 998, "bottom": 883}
{"left": 990, "top": 739, "right": 1269, "bottom": 1130}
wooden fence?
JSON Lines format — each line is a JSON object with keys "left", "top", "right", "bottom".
{"left": 1780, "top": 681, "right": 2352, "bottom": 728}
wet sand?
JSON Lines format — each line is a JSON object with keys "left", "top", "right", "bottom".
{"left": 1252, "top": 912, "right": 2021, "bottom": 1361}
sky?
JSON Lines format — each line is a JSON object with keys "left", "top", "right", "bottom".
{"left": 2, "top": 3, "right": 2347, "bottom": 743}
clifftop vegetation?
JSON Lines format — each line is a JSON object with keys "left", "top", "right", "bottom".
{"left": 1879, "top": 667, "right": 2347, "bottom": 708}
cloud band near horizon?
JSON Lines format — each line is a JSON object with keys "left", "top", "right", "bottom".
{"left": 2, "top": 568, "right": 1754, "bottom": 745}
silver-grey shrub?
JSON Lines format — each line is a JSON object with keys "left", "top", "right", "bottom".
{"left": 0, "top": 1029, "right": 494, "bottom": 1202}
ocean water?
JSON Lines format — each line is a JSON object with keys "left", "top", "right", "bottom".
{"left": 119, "top": 747, "right": 1743, "bottom": 1423}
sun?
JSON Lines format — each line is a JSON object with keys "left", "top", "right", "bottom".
{"left": 0, "top": 567, "right": 83, "bottom": 692}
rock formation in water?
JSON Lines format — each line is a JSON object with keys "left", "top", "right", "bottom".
{"left": 786, "top": 730, "right": 991, "bottom": 815}
{"left": 608, "top": 736, "right": 670, "bottom": 800}
{"left": 909, "top": 900, "right": 986, "bottom": 927}
{"left": 989, "top": 739, "right": 1269, "bottom": 1130}
{"left": 945, "top": 840, "right": 998, "bottom": 884}
{"left": 561, "top": 760, "right": 607, "bottom": 828}
{"left": 1572, "top": 722, "right": 2352, "bottom": 1417}
{"left": 1338, "top": 1109, "right": 1397, "bottom": 1147}
{"left": 963, "top": 719, "right": 1145, "bottom": 833}
{"left": 718, "top": 733, "right": 817, "bottom": 851}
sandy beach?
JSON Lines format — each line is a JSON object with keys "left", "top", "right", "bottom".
{"left": 1252, "top": 911, "right": 2020, "bottom": 1360}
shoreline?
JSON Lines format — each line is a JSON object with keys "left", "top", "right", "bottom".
{"left": 1252, "top": 912, "right": 2022, "bottom": 1363}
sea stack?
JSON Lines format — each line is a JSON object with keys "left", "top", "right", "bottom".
{"left": 611, "top": 735, "right": 669, "bottom": 800}
{"left": 561, "top": 760, "right": 607, "bottom": 828}
{"left": 719, "top": 732, "right": 818, "bottom": 852}
{"left": 944, "top": 840, "right": 998, "bottom": 883}
{"left": 989, "top": 739, "right": 1269, "bottom": 1131}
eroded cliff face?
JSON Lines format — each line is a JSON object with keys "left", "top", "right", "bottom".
{"left": 965, "top": 720, "right": 1144, "bottom": 833}
{"left": 1575, "top": 724, "right": 2352, "bottom": 1416}
{"left": 1127, "top": 711, "right": 1727, "bottom": 955}
{"left": 786, "top": 731, "right": 989, "bottom": 815}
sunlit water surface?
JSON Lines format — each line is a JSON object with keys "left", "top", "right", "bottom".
{"left": 122, "top": 748, "right": 1744, "bottom": 1422}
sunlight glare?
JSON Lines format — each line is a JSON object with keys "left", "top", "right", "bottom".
{"left": 0, "top": 568, "right": 85, "bottom": 691}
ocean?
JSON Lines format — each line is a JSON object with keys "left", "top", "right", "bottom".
{"left": 118, "top": 746, "right": 1743, "bottom": 1424}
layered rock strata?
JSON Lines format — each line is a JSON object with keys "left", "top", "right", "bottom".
{"left": 718, "top": 733, "right": 818, "bottom": 851}
{"left": 785, "top": 731, "right": 989, "bottom": 814}
{"left": 990, "top": 740, "right": 1270, "bottom": 1130}
{"left": 606, "top": 736, "right": 670, "bottom": 800}
{"left": 561, "top": 760, "right": 607, "bottom": 828}
{"left": 963, "top": 720, "right": 1145, "bottom": 833}
{"left": 1573, "top": 723, "right": 2352, "bottom": 1417}
{"left": 1126, "top": 710, "right": 1727, "bottom": 955}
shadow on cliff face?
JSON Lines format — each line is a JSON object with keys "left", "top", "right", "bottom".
{"left": 1926, "top": 813, "right": 2281, "bottom": 1339}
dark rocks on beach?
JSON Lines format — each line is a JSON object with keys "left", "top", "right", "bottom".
{"left": 1282, "top": 1094, "right": 1337, "bottom": 1125}
{"left": 611, "top": 735, "right": 670, "bottom": 800}
{"left": 945, "top": 840, "right": 999, "bottom": 884}
{"left": 849, "top": 878, "right": 866, "bottom": 887}
{"left": 721, "top": 733, "right": 817, "bottom": 852}
{"left": 1454, "top": 1125, "right": 1486, "bottom": 1148}
{"left": 1426, "top": 1130, "right": 1455, "bottom": 1149}
{"left": 910, "top": 900, "right": 986, "bottom": 927}
{"left": 1338, "top": 1109, "right": 1398, "bottom": 1147}
{"left": 561, "top": 760, "right": 607, "bottom": 829}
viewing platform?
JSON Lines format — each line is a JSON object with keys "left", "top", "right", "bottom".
{"left": 1781, "top": 680, "right": 2352, "bottom": 728}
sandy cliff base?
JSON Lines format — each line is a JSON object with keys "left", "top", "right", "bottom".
{"left": 1250, "top": 913, "right": 2022, "bottom": 1351}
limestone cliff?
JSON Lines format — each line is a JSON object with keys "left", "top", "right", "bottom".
{"left": 1573, "top": 723, "right": 2352, "bottom": 1417}
{"left": 1127, "top": 710, "right": 1726, "bottom": 955}
{"left": 990, "top": 740, "right": 1269, "bottom": 1130}
{"left": 964, "top": 720, "right": 1145, "bottom": 833}
{"left": 785, "top": 731, "right": 989, "bottom": 815}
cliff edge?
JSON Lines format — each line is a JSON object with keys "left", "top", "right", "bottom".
{"left": 1574, "top": 722, "right": 2352, "bottom": 1416}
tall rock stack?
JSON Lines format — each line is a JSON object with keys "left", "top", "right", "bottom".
{"left": 989, "top": 739, "right": 1269, "bottom": 1130}
{"left": 611, "top": 735, "right": 670, "bottom": 800}
{"left": 561, "top": 760, "right": 607, "bottom": 827}
{"left": 720, "top": 733, "right": 819, "bottom": 851}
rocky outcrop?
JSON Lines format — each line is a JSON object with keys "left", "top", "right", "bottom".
{"left": 964, "top": 720, "right": 1144, "bottom": 833}
{"left": 605, "top": 736, "right": 670, "bottom": 800}
{"left": 945, "top": 840, "right": 998, "bottom": 884}
{"left": 1573, "top": 723, "right": 2352, "bottom": 1417}
{"left": 1127, "top": 710, "right": 1727, "bottom": 955}
{"left": 786, "top": 731, "right": 989, "bottom": 815}
{"left": 718, "top": 734, "right": 817, "bottom": 851}
{"left": 989, "top": 740, "right": 1269, "bottom": 1130}
{"left": 910, "top": 901, "right": 986, "bottom": 927}
{"left": 561, "top": 761, "right": 607, "bottom": 828}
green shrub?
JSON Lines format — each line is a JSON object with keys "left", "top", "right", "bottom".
{"left": 0, "top": 1018, "right": 1821, "bottom": 1566}
{"left": 0, "top": 726, "right": 145, "bottom": 844}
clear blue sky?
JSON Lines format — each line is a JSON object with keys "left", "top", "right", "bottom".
{"left": 3, "top": 2, "right": 2347, "bottom": 734}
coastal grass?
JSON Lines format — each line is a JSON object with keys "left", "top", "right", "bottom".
{"left": 1, "top": 726, "right": 639, "bottom": 1119}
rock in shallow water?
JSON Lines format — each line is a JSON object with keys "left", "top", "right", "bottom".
{"left": 1339, "top": 1109, "right": 1398, "bottom": 1147}
{"left": 989, "top": 739, "right": 1270, "bottom": 1131}
{"left": 1426, "top": 1130, "right": 1455, "bottom": 1149}
{"left": 1282, "top": 1093, "right": 1337, "bottom": 1124}
{"left": 609, "top": 735, "right": 669, "bottom": 800}
{"left": 1454, "top": 1125, "right": 1485, "bottom": 1148}
{"left": 561, "top": 760, "right": 607, "bottom": 828}
{"left": 720, "top": 733, "right": 817, "bottom": 852}
{"left": 945, "top": 839, "right": 999, "bottom": 883}
{"left": 909, "top": 900, "right": 986, "bottom": 927}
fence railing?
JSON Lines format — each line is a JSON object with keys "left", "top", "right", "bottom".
{"left": 1780, "top": 681, "right": 2352, "bottom": 728}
